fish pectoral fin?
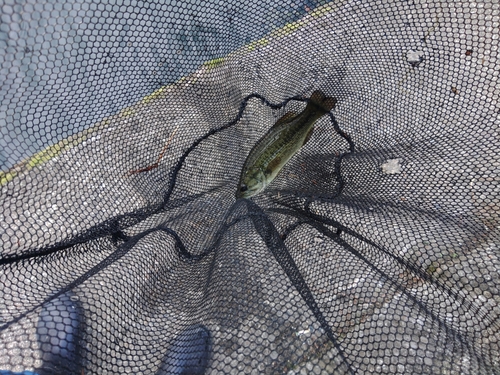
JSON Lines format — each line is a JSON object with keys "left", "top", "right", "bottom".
{"left": 302, "top": 127, "right": 314, "bottom": 147}
{"left": 265, "top": 156, "right": 282, "bottom": 175}
{"left": 272, "top": 112, "right": 298, "bottom": 128}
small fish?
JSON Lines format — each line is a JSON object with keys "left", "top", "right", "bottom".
{"left": 236, "top": 90, "right": 337, "bottom": 198}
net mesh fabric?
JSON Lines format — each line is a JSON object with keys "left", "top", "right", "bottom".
{"left": 1, "top": 0, "right": 499, "bottom": 374}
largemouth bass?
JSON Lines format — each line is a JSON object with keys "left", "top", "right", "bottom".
{"left": 236, "top": 90, "right": 337, "bottom": 198}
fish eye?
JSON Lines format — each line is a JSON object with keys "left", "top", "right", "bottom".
{"left": 240, "top": 185, "right": 248, "bottom": 192}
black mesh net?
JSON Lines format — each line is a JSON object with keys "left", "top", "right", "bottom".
{"left": 1, "top": 0, "right": 499, "bottom": 374}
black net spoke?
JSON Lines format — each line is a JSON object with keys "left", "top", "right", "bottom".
{"left": 1, "top": 1, "right": 499, "bottom": 374}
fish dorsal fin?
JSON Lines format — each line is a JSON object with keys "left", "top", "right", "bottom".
{"left": 272, "top": 111, "right": 297, "bottom": 129}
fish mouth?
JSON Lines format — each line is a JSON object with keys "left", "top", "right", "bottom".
{"left": 235, "top": 187, "right": 261, "bottom": 199}
{"left": 235, "top": 189, "right": 246, "bottom": 199}
{"left": 235, "top": 191, "right": 252, "bottom": 199}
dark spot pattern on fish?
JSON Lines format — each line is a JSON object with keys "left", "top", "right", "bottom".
{"left": 236, "top": 90, "right": 337, "bottom": 198}
{"left": 266, "top": 156, "right": 282, "bottom": 174}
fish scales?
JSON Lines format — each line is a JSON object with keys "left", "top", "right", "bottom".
{"left": 236, "top": 90, "right": 337, "bottom": 198}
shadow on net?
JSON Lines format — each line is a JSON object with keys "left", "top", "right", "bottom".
{"left": 2, "top": 92, "right": 495, "bottom": 374}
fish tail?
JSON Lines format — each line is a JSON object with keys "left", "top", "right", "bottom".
{"left": 308, "top": 90, "right": 337, "bottom": 113}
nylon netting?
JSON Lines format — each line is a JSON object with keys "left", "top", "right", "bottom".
{"left": 1, "top": 0, "right": 499, "bottom": 374}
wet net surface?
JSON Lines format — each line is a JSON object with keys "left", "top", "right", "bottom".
{"left": 1, "top": 0, "right": 499, "bottom": 374}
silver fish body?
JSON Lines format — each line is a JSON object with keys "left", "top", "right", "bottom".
{"left": 236, "top": 90, "right": 337, "bottom": 198}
